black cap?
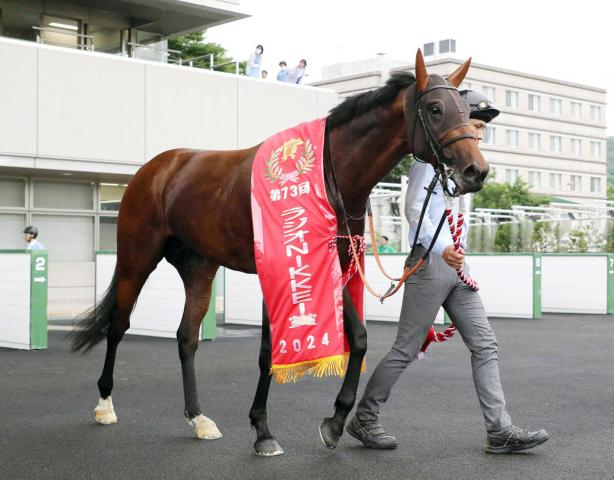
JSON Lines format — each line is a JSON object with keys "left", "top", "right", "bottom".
{"left": 24, "top": 226, "right": 38, "bottom": 237}
{"left": 459, "top": 89, "right": 500, "bottom": 123}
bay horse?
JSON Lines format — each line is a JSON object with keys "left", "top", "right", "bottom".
{"left": 70, "top": 50, "right": 488, "bottom": 456}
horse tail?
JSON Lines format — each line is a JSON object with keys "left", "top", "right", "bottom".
{"left": 70, "top": 270, "right": 118, "bottom": 353}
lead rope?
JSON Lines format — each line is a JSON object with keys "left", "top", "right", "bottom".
{"left": 443, "top": 194, "right": 478, "bottom": 291}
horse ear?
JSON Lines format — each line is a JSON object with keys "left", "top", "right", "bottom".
{"left": 447, "top": 57, "right": 472, "bottom": 88}
{"left": 415, "top": 49, "right": 429, "bottom": 92}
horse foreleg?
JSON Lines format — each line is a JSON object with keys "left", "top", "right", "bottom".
{"left": 176, "top": 262, "right": 222, "bottom": 440}
{"left": 249, "top": 302, "right": 283, "bottom": 456}
{"left": 319, "top": 289, "right": 367, "bottom": 449}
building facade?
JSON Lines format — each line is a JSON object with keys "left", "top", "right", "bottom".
{"left": 312, "top": 55, "right": 608, "bottom": 203}
{"left": 0, "top": 1, "right": 338, "bottom": 316}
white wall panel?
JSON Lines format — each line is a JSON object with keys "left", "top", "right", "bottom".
{"left": 0, "top": 254, "right": 31, "bottom": 349}
{"left": 38, "top": 48, "right": 145, "bottom": 164}
{"left": 0, "top": 40, "right": 37, "bottom": 156}
{"left": 145, "top": 65, "right": 238, "bottom": 158}
{"left": 468, "top": 255, "right": 534, "bottom": 318}
{"left": 224, "top": 268, "right": 262, "bottom": 325}
{"left": 542, "top": 255, "right": 607, "bottom": 314}
{"left": 96, "top": 255, "right": 186, "bottom": 338}
{"left": 237, "top": 79, "right": 320, "bottom": 148}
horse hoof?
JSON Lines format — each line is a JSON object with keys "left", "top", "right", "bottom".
{"left": 94, "top": 396, "right": 117, "bottom": 425}
{"left": 189, "top": 414, "right": 223, "bottom": 440}
{"left": 319, "top": 418, "right": 341, "bottom": 450}
{"left": 254, "top": 438, "right": 284, "bottom": 457}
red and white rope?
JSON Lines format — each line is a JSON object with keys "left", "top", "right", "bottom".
{"left": 444, "top": 195, "right": 478, "bottom": 291}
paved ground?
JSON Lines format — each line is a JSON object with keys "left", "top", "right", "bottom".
{"left": 1, "top": 314, "right": 613, "bottom": 480}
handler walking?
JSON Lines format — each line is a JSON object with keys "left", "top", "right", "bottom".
{"left": 347, "top": 90, "right": 550, "bottom": 454}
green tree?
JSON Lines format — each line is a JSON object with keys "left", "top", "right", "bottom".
{"left": 382, "top": 155, "right": 414, "bottom": 183}
{"left": 168, "top": 31, "right": 245, "bottom": 74}
{"left": 473, "top": 177, "right": 551, "bottom": 210}
{"left": 608, "top": 184, "right": 614, "bottom": 201}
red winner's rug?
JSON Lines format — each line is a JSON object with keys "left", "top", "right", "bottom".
{"left": 251, "top": 117, "right": 364, "bottom": 383}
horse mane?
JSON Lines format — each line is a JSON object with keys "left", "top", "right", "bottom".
{"left": 327, "top": 71, "right": 416, "bottom": 129}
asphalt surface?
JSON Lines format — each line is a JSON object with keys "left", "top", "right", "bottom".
{"left": 1, "top": 314, "right": 613, "bottom": 480}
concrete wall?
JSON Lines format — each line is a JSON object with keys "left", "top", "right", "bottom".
{"left": 0, "top": 36, "right": 339, "bottom": 175}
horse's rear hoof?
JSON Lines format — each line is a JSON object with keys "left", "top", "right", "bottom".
{"left": 319, "top": 418, "right": 341, "bottom": 450}
{"left": 94, "top": 396, "right": 117, "bottom": 425}
{"left": 254, "top": 438, "right": 284, "bottom": 456}
{"left": 189, "top": 414, "right": 223, "bottom": 440}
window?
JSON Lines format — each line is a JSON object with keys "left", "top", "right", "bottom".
{"left": 571, "top": 102, "right": 582, "bottom": 119}
{"left": 424, "top": 42, "right": 435, "bottom": 56}
{"left": 550, "top": 98, "right": 562, "bottom": 115}
{"left": 0, "top": 213, "right": 26, "bottom": 249}
{"left": 528, "top": 94, "right": 540, "bottom": 112}
{"left": 31, "top": 214, "right": 95, "bottom": 261}
{"left": 529, "top": 133, "right": 541, "bottom": 150}
{"left": 460, "top": 81, "right": 472, "bottom": 91}
{"left": 550, "top": 136, "right": 562, "bottom": 153}
{"left": 505, "top": 169, "right": 519, "bottom": 184}
{"left": 482, "top": 86, "right": 495, "bottom": 102}
{"left": 483, "top": 126, "right": 496, "bottom": 145}
{"left": 550, "top": 173, "right": 562, "bottom": 190}
{"left": 100, "top": 183, "right": 127, "bottom": 211}
{"left": 506, "top": 129, "right": 519, "bottom": 147}
{"left": 590, "top": 177, "right": 602, "bottom": 193}
{"left": 439, "top": 39, "right": 456, "bottom": 54}
{"left": 0, "top": 177, "right": 26, "bottom": 207}
{"left": 569, "top": 175, "right": 581, "bottom": 192}
{"left": 590, "top": 105, "right": 601, "bottom": 122}
{"left": 528, "top": 171, "right": 541, "bottom": 188}
{"left": 32, "top": 180, "right": 94, "bottom": 210}
{"left": 571, "top": 138, "right": 582, "bottom": 156}
{"left": 591, "top": 141, "right": 601, "bottom": 159}
{"left": 506, "top": 90, "right": 519, "bottom": 108}
{"left": 99, "top": 216, "right": 118, "bottom": 250}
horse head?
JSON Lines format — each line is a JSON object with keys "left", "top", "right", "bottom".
{"left": 405, "top": 49, "right": 489, "bottom": 194}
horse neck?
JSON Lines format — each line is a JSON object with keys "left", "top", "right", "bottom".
{"left": 329, "top": 95, "right": 409, "bottom": 215}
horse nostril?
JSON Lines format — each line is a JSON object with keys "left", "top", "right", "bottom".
{"left": 462, "top": 165, "right": 481, "bottom": 184}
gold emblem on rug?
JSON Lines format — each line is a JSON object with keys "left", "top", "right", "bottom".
{"left": 265, "top": 137, "right": 315, "bottom": 185}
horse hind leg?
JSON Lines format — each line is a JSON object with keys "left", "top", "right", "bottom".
{"left": 168, "top": 244, "right": 221, "bottom": 440}
{"left": 319, "top": 289, "right": 367, "bottom": 449}
{"left": 249, "top": 302, "right": 283, "bottom": 456}
{"left": 94, "top": 233, "right": 166, "bottom": 425}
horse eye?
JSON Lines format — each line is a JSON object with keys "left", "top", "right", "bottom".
{"left": 430, "top": 105, "right": 442, "bottom": 116}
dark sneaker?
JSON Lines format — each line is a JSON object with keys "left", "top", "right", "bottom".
{"left": 485, "top": 425, "right": 550, "bottom": 454}
{"left": 346, "top": 415, "right": 398, "bottom": 450}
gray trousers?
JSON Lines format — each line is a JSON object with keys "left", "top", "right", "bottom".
{"left": 356, "top": 247, "right": 512, "bottom": 433}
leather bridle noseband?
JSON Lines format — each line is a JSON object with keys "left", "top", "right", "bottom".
{"left": 411, "top": 84, "right": 477, "bottom": 197}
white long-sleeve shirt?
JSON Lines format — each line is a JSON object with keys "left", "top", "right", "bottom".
{"left": 405, "top": 161, "right": 469, "bottom": 256}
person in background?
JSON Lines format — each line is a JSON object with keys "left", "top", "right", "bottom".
{"left": 276, "top": 61, "right": 289, "bottom": 82}
{"left": 288, "top": 59, "right": 307, "bottom": 84}
{"left": 378, "top": 235, "right": 397, "bottom": 253}
{"left": 261, "top": 70, "right": 268, "bottom": 80}
{"left": 347, "top": 89, "right": 550, "bottom": 455}
{"left": 23, "top": 226, "right": 45, "bottom": 250}
{"left": 247, "top": 44, "right": 264, "bottom": 78}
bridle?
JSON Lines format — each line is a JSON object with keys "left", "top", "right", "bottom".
{"left": 327, "top": 82, "right": 477, "bottom": 301}
{"left": 410, "top": 84, "right": 477, "bottom": 197}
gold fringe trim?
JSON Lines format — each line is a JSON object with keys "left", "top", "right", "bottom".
{"left": 271, "top": 353, "right": 367, "bottom": 384}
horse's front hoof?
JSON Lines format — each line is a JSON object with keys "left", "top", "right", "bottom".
{"left": 189, "top": 414, "right": 223, "bottom": 440}
{"left": 254, "top": 438, "right": 284, "bottom": 457}
{"left": 94, "top": 396, "right": 117, "bottom": 425}
{"left": 319, "top": 418, "right": 341, "bottom": 450}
